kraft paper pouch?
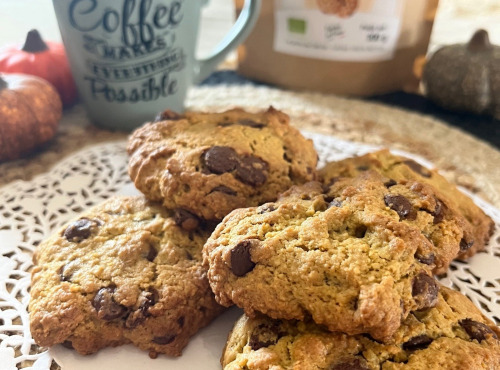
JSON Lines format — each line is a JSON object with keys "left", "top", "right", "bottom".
{"left": 235, "top": 0, "right": 438, "bottom": 96}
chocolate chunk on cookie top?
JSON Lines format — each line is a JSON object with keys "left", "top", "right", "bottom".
{"left": 230, "top": 239, "right": 258, "bottom": 276}
{"left": 222, "top": 287, "right": 500, "bottom": 370}
{"left": 127, "top": 107, "right": 318, "bottom": 221}
{"left": 203, "top": 173, "right": 474, "bottom": 341}
{"left": 29, "top": 196, "right": 224, "bottom": 357}
{"left": 319, "top": 149, "right": 494, "bottom": 260}
{"left": 62, "top": 218, "right": 99, "bottom": 242}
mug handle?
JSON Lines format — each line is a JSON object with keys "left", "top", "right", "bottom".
{"left": 193, "top": 0, "right": 261, "bottom": 84}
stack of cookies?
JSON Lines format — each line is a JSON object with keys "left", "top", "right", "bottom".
{"left": 212, "top": 151, "right": 499, "bottom": 369}
{"left": 28, "top": 107, "right": 499, "bottom": 368}
{"left": 29, "top": 107, "right": 318, "bottom": 358}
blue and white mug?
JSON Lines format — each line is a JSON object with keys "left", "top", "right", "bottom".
{"left": 52, "top": 0, "right": 261, "bottom": 130}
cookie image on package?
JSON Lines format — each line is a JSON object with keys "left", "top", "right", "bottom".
{"left": 127, "top": 107, "right": 318, "bottom": 222}
{"left": 29, "top": 196, "right": 224, "bottom": 358}
{"left": 319, "top": 149, "right": 495, "bottom": 260}
{"left": 222, "top": 287, "right": 500, "bottom": 370}
{"left": 203, "top": 173, "right": 470, "bottom": 341}
{"left": 316, "top": 0, "right": 358, "bottom": 17}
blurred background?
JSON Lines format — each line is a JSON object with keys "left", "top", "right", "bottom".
{"left": 1, "top": 0, "right": 499, "bottom": 62}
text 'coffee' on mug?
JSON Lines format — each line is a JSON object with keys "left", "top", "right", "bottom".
{"left": 52, "top": 0, "right": 261, "bottom": 130}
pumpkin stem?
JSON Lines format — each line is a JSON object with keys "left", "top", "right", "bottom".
{"left": 467, "top": 29, "right": 492, "bottom": 52}
{"left": 21, "top": 29, "right": 49, "bottom": 53}
{"left": 0, "top": 76, "right": 7, "bottom": 90}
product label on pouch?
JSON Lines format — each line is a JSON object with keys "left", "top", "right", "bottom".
{"left": 274, "top": 0, "right": 404, "bottom": 62}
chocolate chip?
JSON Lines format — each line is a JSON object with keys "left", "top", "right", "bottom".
{"left": 249, "top": 323, "right": 280, "bottom": 350}
{"left": 230, "top": 239, "right": 258, "bottom": 276}
{"left": 237, "top": 119, "right": 266, "bottom": 128}
{"left": 235, "top": 155, "right": 269, "bottom": 186}
{"left": 209, "top": 185, "right": 237, "bottom": 196}
{"left": 354, "top": 225, "right": 367, "bottom": 238}
{"left": 432, "top": 199, "right": 446, "bottom": 224}
{"left": 403, "top": 334, "right": 433, "bottom": 350}
{"left": 384, "top": 194, "right": 417, "bottom": 220}
{"left": 92, "top": 287, "right": 128, "bottom": 321}
{"left": 218, "top": 119, "right": 265, "bottom": 128}
{"left": 412, "top": 273, "right": 439, "bottom": 310}
{"left": 125, "top": 314, "right": 141, "bottom": 329}
{"left": 58, "top": 264, "right": 72, "bottom": 282}
{"left": 258, "top": 204, "right": 276, "bottom": 214}
{"left": 178, "top": 316, "right": 185, "bottom": 328}
{"left": 331, "top": 358, "right": 370, "bottom": 370}
{"left": 384, "top": 179, "right": 397, "bottom": 188}
{"left": 154, "top": 110, "right": 182, "bottom": 122}
{"left": 460, "top": 319, "right": 498, "bottom": 342}
{"left": 459, "top": 238, "right": 474, "bottom": 251}
{"left": 63, "top": 218, "right": 96, "bottom": 242}
{"left": 138, "top": 290, "right": 157, "bottom": 315}
{"left": 152, "top": 334, "right": 176, "bottom": 345}
{"left": 356, "top": 165, "right": 370, "bottom": 171}
{"left": 201, "top": 146, "right": 239, "bottom": 174}
{"left": 174, "top": 209, "right": 200, "bottom": 231}
{"left": 404, "top": 160, "right": 432, "bottom": 178}
{"left": 143, "top": 289, "right": 157, "bottom": 309}
{"left": 415, "top": 252, "right": 435, "bottom": 265}
{"left": 125, "top": 289, "right": 158, "bottom": 329}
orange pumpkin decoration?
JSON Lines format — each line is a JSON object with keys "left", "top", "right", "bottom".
{"left": 0, "top": 73, "right": 62, "bottom": 162}
{"left": 0, "top": 29, "right": 77, "bottom": 107}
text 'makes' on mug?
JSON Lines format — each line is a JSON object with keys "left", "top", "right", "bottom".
{"left": 52, "top": 0, "right": 261, "bottom": 130}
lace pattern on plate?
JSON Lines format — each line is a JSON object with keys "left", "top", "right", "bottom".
{"left": 0, "top": 134, "right": 499, "bottom": 369}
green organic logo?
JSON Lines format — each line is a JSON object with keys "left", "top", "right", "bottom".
{"left": 287, "top": 18, "right": 306, "bottom": 34}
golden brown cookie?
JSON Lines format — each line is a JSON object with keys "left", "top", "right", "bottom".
{"left": 316, "top": 0, "right": 358, "bottom": 17}
{"left": 127, "top": 107, "right": 318, "bottom": 221}
{"left": 222, "top": 287, "right": 500, "bottom": 370}
{"left": 29, "top": 196, "right": 224, "bottom": 358}
{"left": 319, "top": 149, "right": 494, "bottom": 260}
{"left": 203, "top": 172, "right": 471, "bottom": 341}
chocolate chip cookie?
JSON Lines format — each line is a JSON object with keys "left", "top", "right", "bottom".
{"left": 29, "top": 196, "right": 224, "bottom": 358}
{"left": 319, "top": 149, "right": 494, "bottom": 260}
{"left": 127, "top": 107, "right": 318, "bottom": 221}
{"left": 203, "top": 173, "right": 474, "bottom": 341}
{"left": 222, "top": 286, "right": 500, "bottom": 369}
{"left": 316, "top": 0, "right": 358, "bottom": 17}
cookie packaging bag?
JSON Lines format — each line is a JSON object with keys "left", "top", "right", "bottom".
{"left": 235, "top": 0, "right": 439, "bottom": 95}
